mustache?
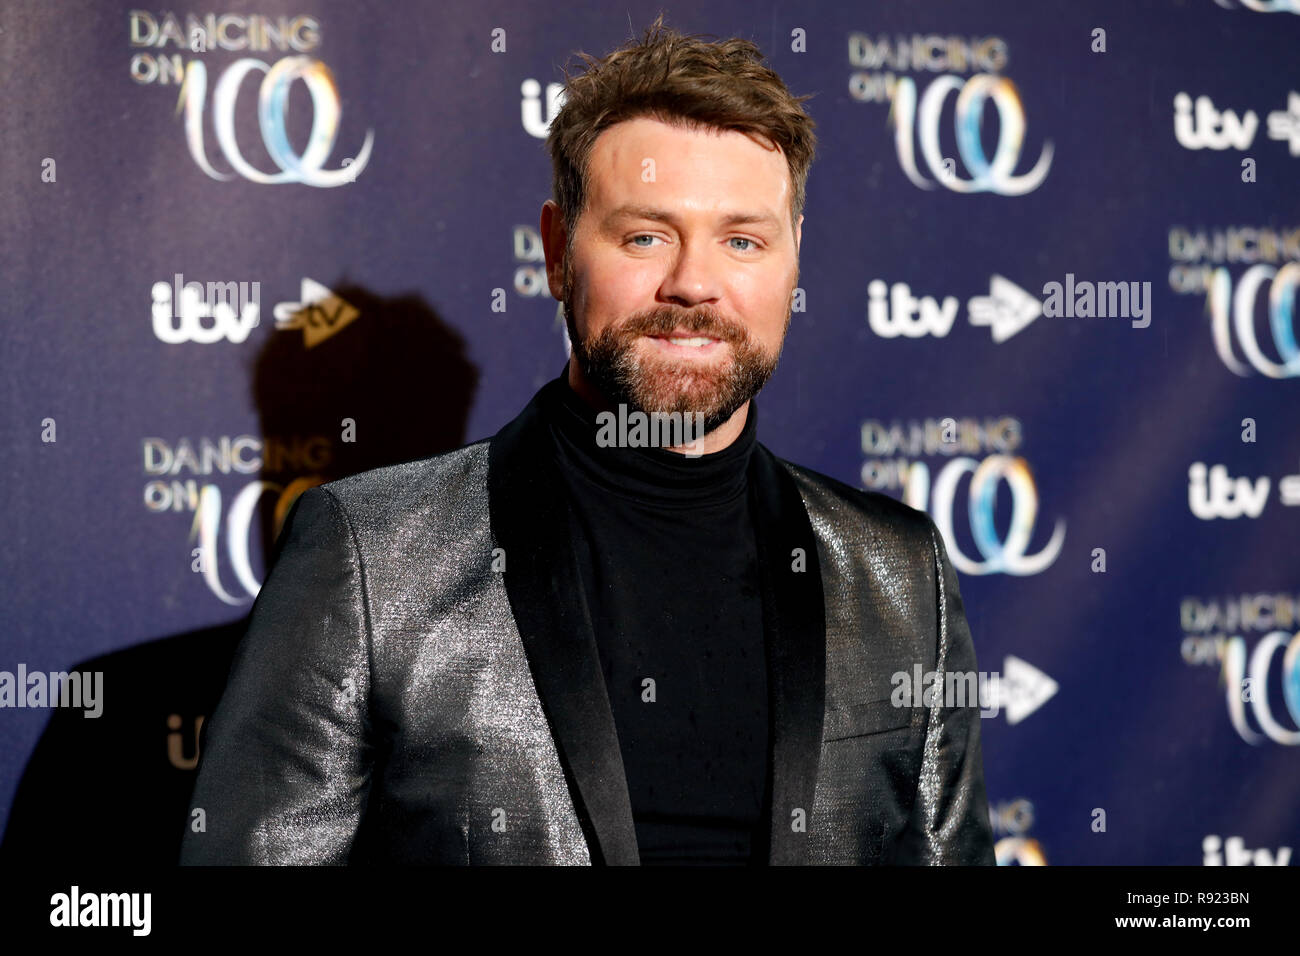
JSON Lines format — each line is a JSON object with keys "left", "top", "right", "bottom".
{"left": 609, "top": 307, "right": 746, "bottom": 344}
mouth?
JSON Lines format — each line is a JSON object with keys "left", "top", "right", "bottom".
{"left": 643, "top": 329, "right": 728, "bottom": 356}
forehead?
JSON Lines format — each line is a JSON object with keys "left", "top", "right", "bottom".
{"left": 585, "top": 115, "right": 791, "bottom": 215}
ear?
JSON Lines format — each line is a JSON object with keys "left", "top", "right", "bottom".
{"left": 795, "top": 214, "right": 803, "bottom": 255}
{"left": 540, "top": 200, "right": 568, "bottom": 301}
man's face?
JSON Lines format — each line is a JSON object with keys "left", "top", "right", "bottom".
{"left": 545, "top": 116, "right": 803, "bottom": 434}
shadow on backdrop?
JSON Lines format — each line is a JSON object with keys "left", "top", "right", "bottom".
{"left": 0, "top": 286, "right": 478, "bottom": 865}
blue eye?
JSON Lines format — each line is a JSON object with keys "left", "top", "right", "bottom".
{"left": 628, "top": 235, "right": 759, "bottom": 251}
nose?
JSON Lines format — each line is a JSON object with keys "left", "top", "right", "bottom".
{"left": 657, "top": 238, "right": 724, "bottom": 308}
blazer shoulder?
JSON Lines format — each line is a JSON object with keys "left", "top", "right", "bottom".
{"left": 774, "top": 452, "right": 938, "bottom": 543}
{"left": 314, "top": 438, "right": 492, "bottom": 527}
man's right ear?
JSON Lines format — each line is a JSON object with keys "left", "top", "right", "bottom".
{"left": 539, "top": 200, "right": 567, "bottom": 300}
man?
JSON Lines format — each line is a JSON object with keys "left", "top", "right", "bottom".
{"left": 180, "top": 18, "right": 996, "bottom": 866}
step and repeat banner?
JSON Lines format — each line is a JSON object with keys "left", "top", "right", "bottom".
{"left": 1, "top": 0, "right": 1297, "bottom": 867}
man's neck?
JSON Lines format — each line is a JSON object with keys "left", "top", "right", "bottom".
{"left": 566, "top": 362, "right": 750, "bottom": 456}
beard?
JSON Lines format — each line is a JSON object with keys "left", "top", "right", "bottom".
{"left": 562, "top": 260, "right": 792, "bottom": 436}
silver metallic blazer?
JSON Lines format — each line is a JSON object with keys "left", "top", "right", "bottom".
{"left": 180, "top": 383, "right": 997, "bottom": 865}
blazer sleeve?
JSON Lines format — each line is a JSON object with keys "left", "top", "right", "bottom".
{"left": 179, "top": 485, "right": 374, "bottom": 864}
{"left": 893, "top": 513, "right": 997, "bottom": 865}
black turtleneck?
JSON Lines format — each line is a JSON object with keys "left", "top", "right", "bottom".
{"left": 538, "top": 370, "right": 769, "bottom": 865}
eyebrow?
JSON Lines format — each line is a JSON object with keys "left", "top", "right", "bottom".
{"left": 604, "top": 203, "right": 782, "bottom": 232}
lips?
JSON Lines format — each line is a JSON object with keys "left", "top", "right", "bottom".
{"left": 657, "top": 335, "right": 716, "bottom": 347}
{"left": 646, "top": 328, "right": 728, "bottom": 347}
{"left": 643, "top": 333, "right": 728, "bottom": 358}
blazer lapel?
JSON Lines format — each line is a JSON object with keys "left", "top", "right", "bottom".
{"left": 748, "top": 444, "right": 827, "bottom": 865}
{"left": 487, "top": 381, "right": 827, "bottom": 866}
{"left": 488, "top": 388, "right": 640, "bottom": 865}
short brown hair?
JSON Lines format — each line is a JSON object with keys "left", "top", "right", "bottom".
{"left": 546, "top": 13, "right": 817, "bottom": 244}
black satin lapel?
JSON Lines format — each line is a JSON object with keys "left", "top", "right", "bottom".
{"left": 749, "top": 445, "right": 826, "bottom": 865}
{"left": 488, "top": 391, "right": 640, "bottom": 865}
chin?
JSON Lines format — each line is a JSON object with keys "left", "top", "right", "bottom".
{"left": 630, "top": 361, "right": 731, "bottom": 409}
